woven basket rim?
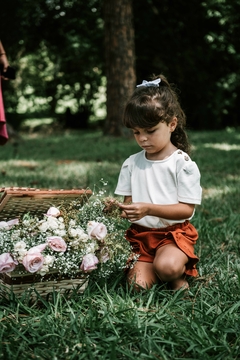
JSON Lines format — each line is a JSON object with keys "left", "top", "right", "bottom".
{"left": 0, "top": 270, "right": 88, "bottom": 285}
{"left": 0, "top": 277, "right": 89, "bottom": 297}
{"left": 0, "top": 187, "right": 92, "bottom": 221}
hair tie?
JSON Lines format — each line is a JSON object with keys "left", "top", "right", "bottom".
{"left": 136, "top": 78, "right": 161, "bottom": 88}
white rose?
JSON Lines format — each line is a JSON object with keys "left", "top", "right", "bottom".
{"left": 68, "top": 228, "right": 78, "bottom": 238}
{"left": 47, "top": 217, "right": 59, "bottom": 230}
{"left": 46, "top": 207, "right": 60, "bottom": 217}
{"left": 14, "top": 241, "right": 28, "bottom": 259}
{"left": 14, "top": 241, "right": 27, "bottom": 252}
{"left": 86, "top": 242, "right": 97, "bottom": 253}
{"left": 54, "top": 229, "right": 66, "bottom": 237}
{"left": 38, "top": 264, "right": 49, "bottom": 276}
{"left": 76, "top": 228, "right": 85, "bottom": 236}
{"left": 38, "top": 221, "right": 49, "bottom": 232}
{"left": 79, "top": 233, "right": 89, "bottom": 242}
{"left": 69, "top": 219, "right": 76, "bottom": 226}
{"left": 17, "top": 249, "right": 28, "bottom": 258}
{"left": 44, "top": 255, "right": 55, "bottom": 266}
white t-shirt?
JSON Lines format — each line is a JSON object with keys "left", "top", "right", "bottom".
{"left": 115, "top": 149, "right": 202, "bottom": 228}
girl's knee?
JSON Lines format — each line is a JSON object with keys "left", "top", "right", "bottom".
{"left": 127, "top": 261, "right": 159, "bottom": 289}
{"left": 153, "top": 259, "right": 185, "bottom": 282}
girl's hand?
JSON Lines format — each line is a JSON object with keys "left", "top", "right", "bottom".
{"left": 0, "top": 54, "right": 10, "bottom": 79}
{"left": 119, "top": 201, "right": 195, "bottom": 222}
{"left": 103, "top": 197, "right": 121, "bottom": 215}
{"left": 119, "top": 202, "right": 149, "bottom": 222}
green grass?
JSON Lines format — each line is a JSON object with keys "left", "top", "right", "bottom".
{"left": 0, "top": 127, "right": 240, "bottom": 359}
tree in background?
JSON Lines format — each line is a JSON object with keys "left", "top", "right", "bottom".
{"left": 1, "top": 0, "right": 104, "bottom": 129}
{"left": 103, "top": 0, "right": 136, "bottom": 136}
{"left": 1, "top": 0, "right": 240, "bottom": 131}
{"left": 133, "top": 0, "right": 240, "bottom": 129}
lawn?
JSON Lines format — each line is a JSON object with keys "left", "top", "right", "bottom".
{"left": 0, "top": 127, "right": 240, "bottom": 359}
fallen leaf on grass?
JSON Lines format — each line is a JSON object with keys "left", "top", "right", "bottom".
{"left": 56, "top": 160, "right": 77, "bottom": 164}
{"left": 209, "top": 217, "right": 228, "bottom": 223}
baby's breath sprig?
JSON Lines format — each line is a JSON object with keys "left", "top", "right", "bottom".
{"left": 102, "top": 197, "right": 122, "bottom": 218}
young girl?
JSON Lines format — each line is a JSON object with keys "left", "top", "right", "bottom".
{"left": 115, "top": 75, "right": 202, "bottom": 291}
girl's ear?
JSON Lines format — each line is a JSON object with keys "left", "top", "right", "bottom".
{"left": 169, "top": 117, "right": 178, "bottom": 132}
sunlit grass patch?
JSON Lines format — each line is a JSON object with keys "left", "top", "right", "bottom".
{"left": 202, "top": 186, "right": 234, "bottom": 199}
{"left": 203, "top": 143, "right": 240, "bottom": 151}
{"left": 0, "top": 128, "right": 240, "bottom": 359}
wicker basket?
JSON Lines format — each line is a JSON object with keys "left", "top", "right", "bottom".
{"left": 0, "top": 187, "right": 92, "bottom": 221}
{"left": 0, "top": 187, "right": 92, "bottom": 297}
{"left": 0, "top": 270, "right": 89, "bottom": 298}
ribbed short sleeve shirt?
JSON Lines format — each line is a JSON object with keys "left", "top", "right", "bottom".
{"left": 115, "top": 149, "right": 202, "bottom": 228}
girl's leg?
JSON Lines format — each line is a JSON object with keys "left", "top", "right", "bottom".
{"left": 153, "top": 244, "right": 189, "bottom": 290}
{"left": 127, "top": 261, "right": 159, "bottom": 290}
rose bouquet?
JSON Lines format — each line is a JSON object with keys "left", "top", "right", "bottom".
{"left": 0, "top": 190, "right": 135, "bottom": 281}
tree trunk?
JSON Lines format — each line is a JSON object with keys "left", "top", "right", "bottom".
{"left": 103, "top": 0, "right": 136, "bottom": 136}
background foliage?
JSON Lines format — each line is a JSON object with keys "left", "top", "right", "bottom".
{"left": 1, "top": 0, "right": 240, "bottom": 130}
{"left": 134, "top": 0, "right": 240, "bottom": 130}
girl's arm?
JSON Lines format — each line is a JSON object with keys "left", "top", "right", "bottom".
{"left": 0, "top": 41, "right": 9, "bottom": 72}
{"left": 119, "top": 202, "right": 195, "bottom": 222}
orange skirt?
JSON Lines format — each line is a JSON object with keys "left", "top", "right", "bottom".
{"left": 125, "top": 221, "right": 199, "bottom": 277}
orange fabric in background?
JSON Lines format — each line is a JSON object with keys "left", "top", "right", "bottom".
{"left": 125, "top": 220, "right": 199, "bottom": 277}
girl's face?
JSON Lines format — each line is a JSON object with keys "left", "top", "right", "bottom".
{"left": 132, "top": 118, "right": 177, "bottom": 160}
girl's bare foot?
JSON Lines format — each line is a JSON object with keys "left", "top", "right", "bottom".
{"left": 170, "top": 276, "right": 189, "bottom": 291}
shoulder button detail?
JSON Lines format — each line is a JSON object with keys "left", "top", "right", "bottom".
{"left": 184, "top": 155, "right": 189, "bottom": 161}
{"left": 178, "top": 151, "right": 182, "bottom": 154}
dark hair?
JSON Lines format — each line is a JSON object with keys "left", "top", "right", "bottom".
{"left": 123, "top": 74, "right": 190, "bottom": 154}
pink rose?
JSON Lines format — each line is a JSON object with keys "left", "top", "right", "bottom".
{"left": 87, "top": 221, "right": 107, "bottom": 240}
{"left": 0, "top": 218, "right": 19, "bottom": 230}
{"left": 47, "top": 236, "right": 67, "bottom": 252}
{"left": 46, "top": 207, "right": 61, "bottom": 217}
{"left": 22, "top": 244, "right": 47, "bottom": 273}
{"left": 0, "top": 253, "right": 18, "bottom": 273}
{"left": 80, "top": 253, "right": 99, "bottom": 272}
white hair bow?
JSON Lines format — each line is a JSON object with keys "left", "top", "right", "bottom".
{"left": 136, "top": 78, "right": 161, "bottom": 88}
